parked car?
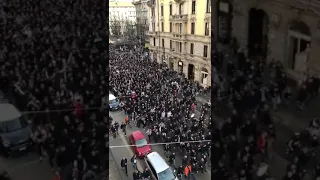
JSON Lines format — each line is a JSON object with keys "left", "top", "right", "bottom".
{"left": 0, "top": 104, "right": 32, "bottom": 156}
{"left": 128, "top": 131, "right": 151, "bottom": 158}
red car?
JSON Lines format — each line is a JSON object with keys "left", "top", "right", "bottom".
{"left": 128, "top": 131, "right": 152, "bottom": 158}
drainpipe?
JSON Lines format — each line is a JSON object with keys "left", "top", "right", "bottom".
{"left": 156, "top": 0, "right": 163, "bottom": 64}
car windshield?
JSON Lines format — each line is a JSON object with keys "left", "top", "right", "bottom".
{"left": 109, "top": 99, "right": 118, "bottom": 104}
{"left": 136, "top": 138, "right": 148, "bottom": 148}
{"left": 158, "top": 168, "right": 176, "bottom": 180}
{"left": 0, "top": 118, "right": 28, "bottom": 133}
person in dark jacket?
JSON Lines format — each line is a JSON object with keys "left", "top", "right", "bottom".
{"left": 121, "top": 157, "right": 128, "bottom": 175}
{"left": 133, "top": 170, "right": 142, "bottom": 180}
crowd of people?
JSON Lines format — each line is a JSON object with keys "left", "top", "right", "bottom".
{"left": 210, "top": 48, "right": 320, "bottom": 180}
{"left": 109, "top": 45, "right": 211, "bottom": 180}
{"left": 0, "top": 0, "right": 108, "bottom": 180}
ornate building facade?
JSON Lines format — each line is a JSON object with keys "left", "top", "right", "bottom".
{"left": 228, "top": 0, "right": 320, "bottom": 80}
{"left": 147, "top": 0, "right": 212, "bottom": 87}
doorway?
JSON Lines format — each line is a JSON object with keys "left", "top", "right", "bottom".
{"left": 201, "top": 68, "right": 208, "bottom": 87}
{"left": 287, "top": 21, "right": 311, "bottom": 71}
{"left": 169, "top": 58, "right": 174, "bottom": 70}
{"left": 178, "top": 61, "right": 183, "bottom": 74}
{"left": 188, "top": 64, "right": 195, "bottom": 80}
{"left": 248, "top": 8, "right": 269, "bottom": 57}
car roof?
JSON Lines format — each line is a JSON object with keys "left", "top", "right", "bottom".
{"left": 109, "top": 94, "right": 116, "bottom": 100}
{"left": 132, "top": 131, "right": 145, "bottom": 140}
{"left": 0, "top": 104, "right": 22, "bottom": 122}
{"left": 146, "top": 152, "right": 169, "bottom": 173}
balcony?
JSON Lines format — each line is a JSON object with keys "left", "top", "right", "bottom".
{"left": 172, "top": 33, "right": 187, "bottom": 40}
{"left": 147, "top": 31, "right": 156, "bottom": 37}
{"left": 132, "top": 0, "right": 141, "bottom": 5}
{"left": 171, "top": 14, "right": 188, "bottom": 22}
{"left": 147, "top": 0, "right": 155, "bottom": 7}
{"left": 174, "top": 0, "right": 186, "bottom": 3}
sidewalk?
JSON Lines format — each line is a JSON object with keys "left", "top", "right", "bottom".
{"left": 109, "top": 151, "right": 122, "bottom": 180}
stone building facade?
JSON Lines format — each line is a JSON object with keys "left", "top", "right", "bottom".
{"left": 229, "top": 0, "right": 320, "bottom": 81}
{"left": 147, "top": 0, "right": 212, "bottom": 87}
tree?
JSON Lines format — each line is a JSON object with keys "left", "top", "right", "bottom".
{"left": 110, "top": 16, "right": 121, "bottom": 37}
{"left": 123, "top": 20, "right": 136, "bottom": 40}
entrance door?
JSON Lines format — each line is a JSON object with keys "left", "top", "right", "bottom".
{"left": 288, "top": 37, "right": 299, "bottom": 69}
{"left": 248, "top": 9, "right": 269, "bottom": 57}
{"left": 169, "top": 59, "right": 174, "bottom": 70}
{"left": 288, "top": 30, "right": 311, "bottom": 71}
{"left": 178, "top": 61, "right": 183, "bottom": 74}
{"left": 201, "top": 68, "right": 209, "bottom": 87}
{"left": 188, "top": 64, "right": 195, "bottom": 80}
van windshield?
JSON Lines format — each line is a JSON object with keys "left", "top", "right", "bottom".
{"left": 158, "top": 168, "right": 176, "bottom": 180}
{"left": 109, "top": 99, "right": 118, "bottom": 104}
{"left": 0, "top": 118, "right": 28, "bottom": 133}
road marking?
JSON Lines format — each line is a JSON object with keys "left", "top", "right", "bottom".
{"left": 6, "top": 159, "right": 42, "bottom": 173}
{"left": 118, "top": 133, "right": 143, "bottom": 171}
{"left": 110, "top": 110, "right": 124, "bottom": 116}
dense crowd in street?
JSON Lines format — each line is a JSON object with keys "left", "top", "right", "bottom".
{"left": 109, "top": 45, "right": 211, "bottom": 180}
{"left": 211, "top": 49, "right": 320, "bottom": 180}
{"left": 0, "top": 0, "right": 107, "bottom": 180}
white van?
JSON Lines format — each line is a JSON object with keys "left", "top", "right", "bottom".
{"left": 144, "top": 152, "right": 178, "bottom": 180}
{"left": 108, "top": 94, "right": 120, "bottom": 110}
{"left": 0, "top": 104, "right": 32, "bottom": 156}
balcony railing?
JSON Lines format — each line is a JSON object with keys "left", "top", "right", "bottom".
{"left": 147, "top": 31, "right": 156, "bottom": 36}
{"left": 171, "top": 14, "right": 188, "bottom": 22}
{"left": 173, "top": 33, "right": 187, "bottom": 40}
{"left": 147, "top": 0, "right": 155, "bottom": 7}
{"left": 174, "top": 0, "right": 186, "bottom": 3}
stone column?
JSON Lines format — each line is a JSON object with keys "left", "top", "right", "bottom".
{"left": 194, "top": 64, "right": 199, "bottom": 82}
{"left": 183, "top": 62, "right": 188, "bottom": 77}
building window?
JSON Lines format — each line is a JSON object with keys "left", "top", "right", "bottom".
{"left": 190, "top": 43, "right": 194, "bottom": 54}
{"left": 170, "top": 23, "right": 172, "bottom": 32}
{"left": 153, "top": 38, "right": 156, "bottom": 46}
{"left": 162, "top": 39, "right": 165, "bottom": 47}
{"left": 203, "top": 45, "right": 208, "bottom": 57}
{"left": 152, "top": 8, "right": 155, "bottom": 16}
{"left": 206, "top": 0, "right": 211, "bottom": 13}
{"left": 191, "top": 0, "right": 196, "bottom": 14}
{"left": 179, "top": 42, "right": 182, "bottom": 52}
{"left": 179, "top": 3, "right": 183, "bottom": 14}
{"left": 169, "top": 4, "right": 172, "bottom": 15}
{"left": 170, "top": 40, "right": 172, "bottom": 49}
{"left": 161, "top": 5, "right": 164, "bottom": 16}
{"left": 205, "top": 23, "right": 209, "bottom": 36}
{"left": 179, "top": 23, "right": 182, "bottom": 34}
{"left": 161, "top": 22, "right": 164, "bottom": 32}
{"left": 191, "top": 23, "right": 195, "bottom": 34}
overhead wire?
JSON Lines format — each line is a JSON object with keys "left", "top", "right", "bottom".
{"left": 20, "top": 106, "right": 106, "bottom": 114}
{"left": 109, "top": 139, "right": 211, "bottom": 148}
{"left": 108, "top": 104, "right": 211, "bottom": 148}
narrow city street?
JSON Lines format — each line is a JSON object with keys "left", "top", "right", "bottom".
{"left": 1, "top": 152, "right": 55, "bottom": 180}
{"left": 109, "top": 110, "right": 211, "bottom": 180}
